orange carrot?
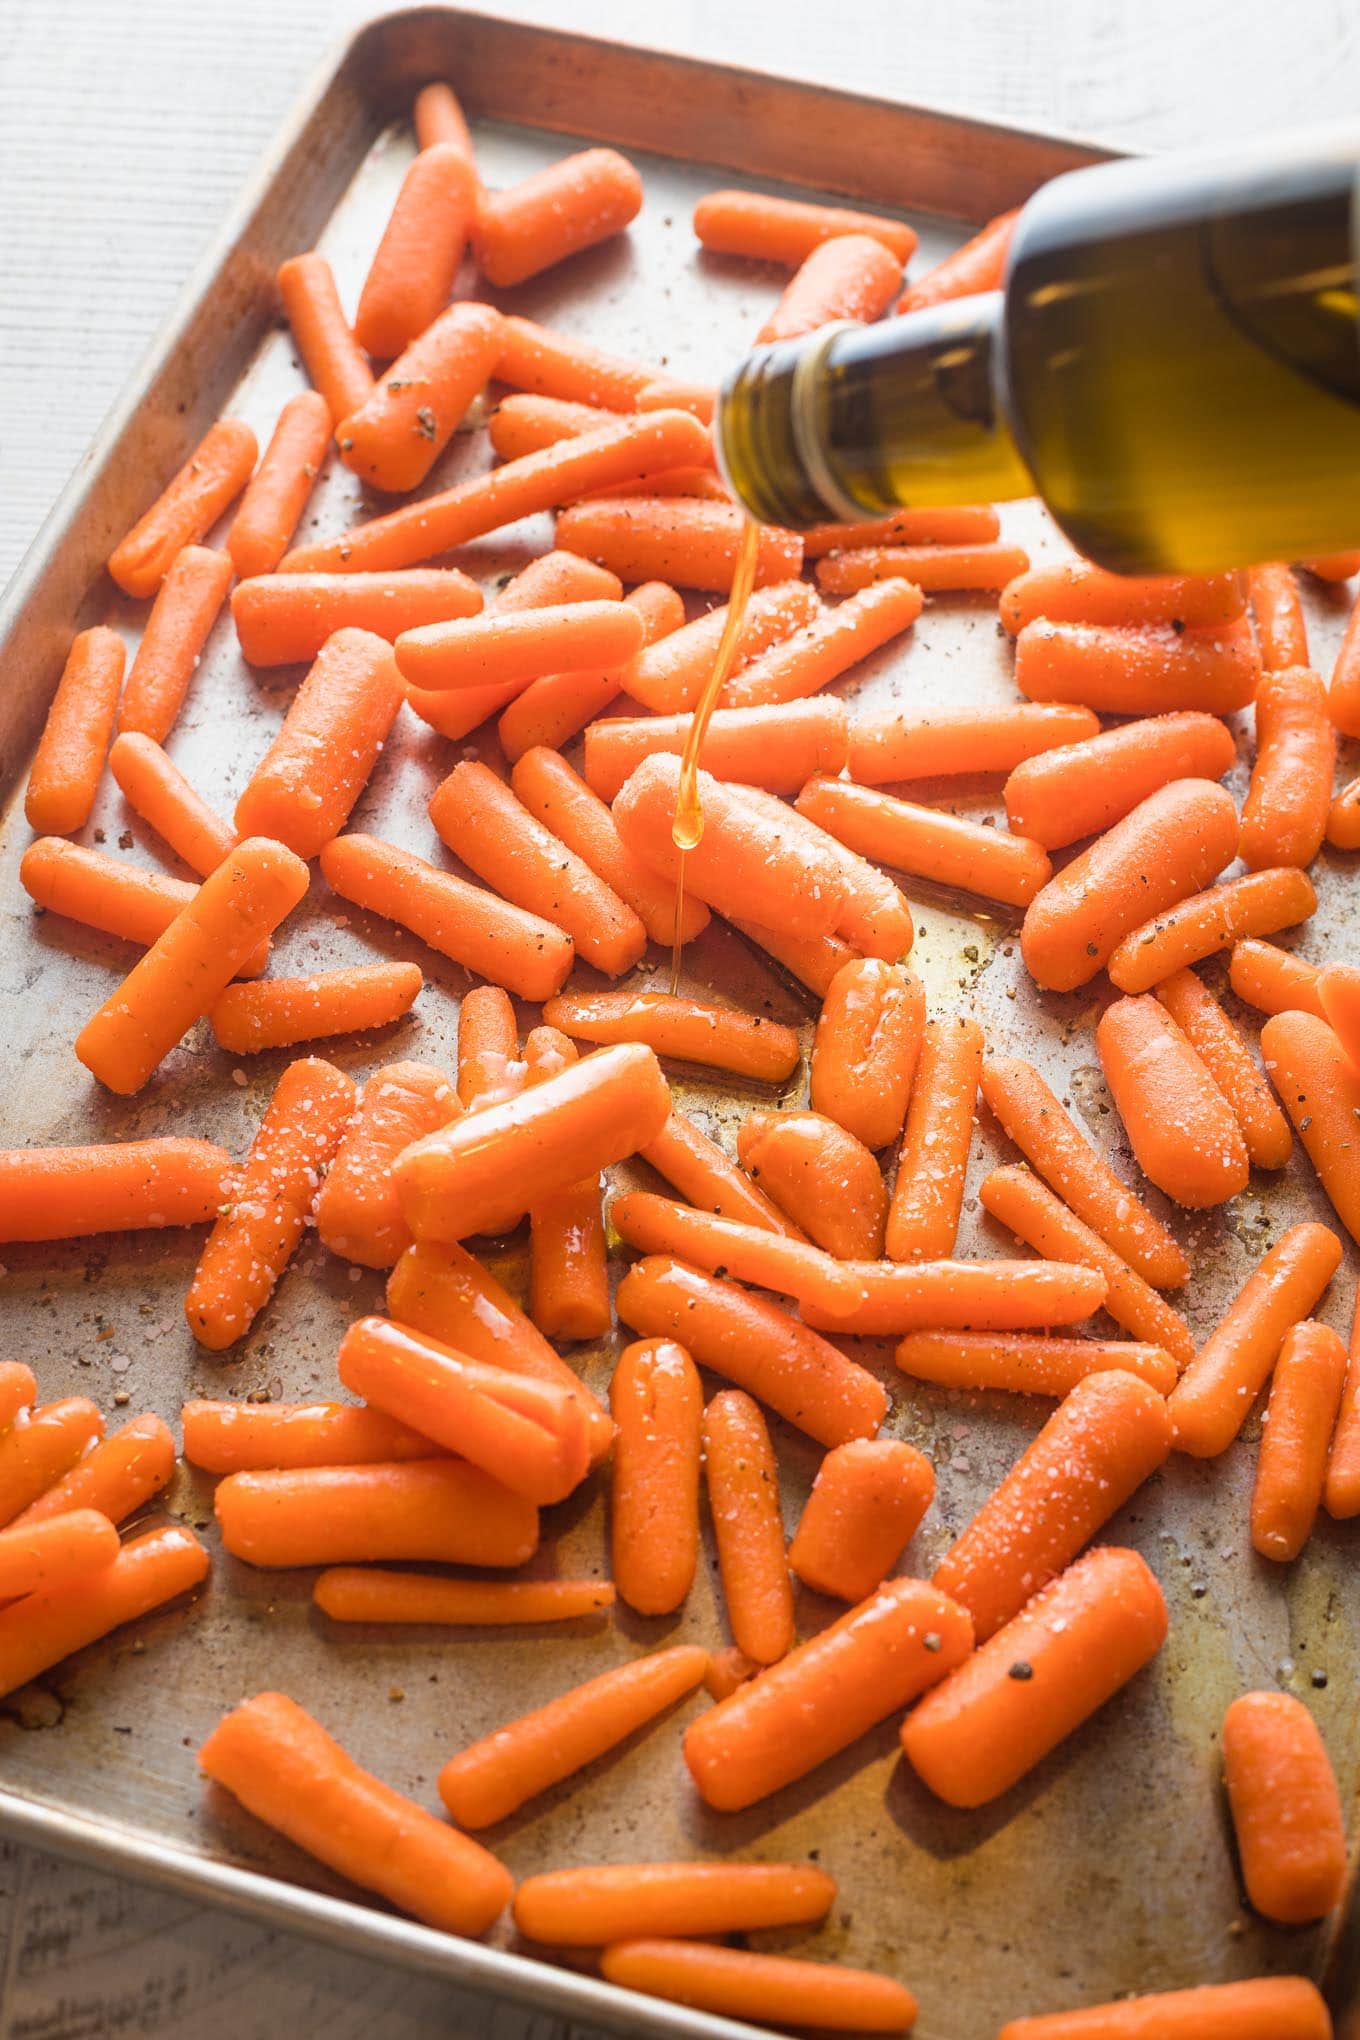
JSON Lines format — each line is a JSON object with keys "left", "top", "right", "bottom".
{"left": 1324, "top": 1285, "right": 1360, "bottom": 1519}
{"left": 732, "top": 917, "right": 862, "bottom": 999}
{"left": 1240, "top": 665, "right": 1335, "bottom": 870}
{"left": 789, "top": 1438, "right": 934, "bottom": 1602}
{"left": 0, "top": 1366, "right": 37, "bottom": 1435}
{"left": 585, "top": 698, "right": 847, "bottom": 804}
{"left": 200, "top": 1690, "right": 511, "bottom": 1936}
{"left": 886, "top": 1016, "right": 983, "bottom": 1261}
{"left": 816, "top": 541, "right": 1029, "bottom": 595}
{"left": 109, "top": 732, "right": 235, "bottom": 878}
{"left": 741, "top": 783, "right": 915, "bottom": 963}
{"left": 455, "top": 982, "right": 519, "bottom": 1108}
{"left": 639, "top": 1109, "right": 808, "bottom": 1239}
{"left": 353, "top": 143, "right": 477, "bottom": 359}
{"left": 109, "top": 420, "right": 256, "bottom": 598}
{"left": 514, "top": 1860, "right": 835, "bottom": 1947}
{"left": 475, "top": 147, "right": 641, "bottom": 286}
{"left": 756, "top": 233, "right": 903, "bottom": 343}
{"left": 227, "top": 392, "right": 331, "bottom": 578}
{"left": 14, "top": 1412, "right": 175, "bottom": 1529}
{"left": 23, "top": 837, "right": 244, "bottom": 967}
{"left": 24, "top": 627, "right": 126, "bottom": 834}
{"left": 1003, "top": 711, "right": 1237, "bottom": 851}
{"left": 1096, "top": 995, "right": 1249, "bottom": 1208}
{"left": 797, "top": 775, "right": 1051, "bottom": 909}
{"left": 849, "top": 702, "right": 1096, "bottom": 787}
{"left": 896, "top": 208, "right": 1018, "bottom": 314}
{"left": 999, "top": 561, "right": 1247, "bottom": 635}
{"left": 216, "top": 1459, "right": 537, "bottom": 1568}
{"left": 1262, "top": 1009, "right": 1360, "bottom": 1245}
{"left": 1248, "top": 561, "right": 1309, "bottom": 670}
{"left": 607, "top": 1192, "right": 864, "bottom": 1322}
{"left": 209, "top": 961, "right": 421, "bottom": 1054}
{"left": 0, "top": 1510, "right": 118, "bottom": 1600}
{"left": 609, "top": 1339, "right": 702, "bottom": 1617}
{"left": 542, "top": 988, "right": 800, "bottom": 1085}
{"left": 600, "top": 1942, "right": 916, "bottom": 2035}
{"left": 621, "top": 580, "right": 820, "bottom": 714}
{"left": 1327, "top": 770, "right": 1360, "bottom": 850}
{"left": 737, "top": 1109, "right": 887, "bottom": 1259}
{"left": 1320, "top": 961, "right": 1360, "bottom": 1071}
{"left": 233, "top": 568, "right": 482, "bottom": 667}
{"left": 810, "top": 957, "right": 925, "bottom": 1151}
{"left": 637, "top": 379, "right": 717, "bottom": 421}
{"left": 494, "top": 315, "right": 662, "bottom": 410}
{"left": 1327, "top": 582, "right": 1360, "bottom": 735}
{"left": 527, "top": 1115, "right": 611, "bottom": 1342}
{"left": 315, "top": 1060, "right": 459, "bottom": 1268}
{"left": 438, "top": 1644, "right": 709, "bottom": 1827}
{"left": 1222, "top": 1690, "right": 1346, "bottom": 1925}
{"left": 805, "top": 506, "right": 1002, "bottom": 555}
{"left": 0, "top": 1524, "right": 208, "bottom": 1699}
{"left": 556, "top": 497, "right": 802, "bottom": 594}
{"left": 488, "top": 392, "right": 616, "bottom": 460}
{"left": 704, "top": 1388, "right": 794, "bottom": 1665}
{"left": 185, "top": 1058, "right": 354, "bottom": 1350}
{"left": 499, "top": 580, "right": 686, "bottom": 761}
{"left": 182, "top": 1399, "right": 439, "bottom": 1471}
{"left": 315, "top": 1571, "right": 612, "bottom": 1624}
{"left": 902, "top": 1545, "right": 1166, "bottom": 1806}
{"left": 0, "top": 1136, "right": 231, "bottom": 1242}
{"left": 338, "top": 302, "right": 502, "bottom": 493}
{"left": 694, "top": 189, "right": 916, "bottom": 266}
{"left": 1020, "top": 779, "right": 1239, "bottom": 993}
{"left": 1156, "top": 968, "right": 1292, "bottom": 1170}
{"left": 1168, "top": 1220, "right": 1342, "bottom": 1456}
{"left": 397, "top": 599, "right": 644, "bottom": 695}
{"left": 1305, "top": 552, "right": 1360, "bottom": 582}
{"left": 684, "top": 1575, "right": 972, "bottom": 1810}
{"left": 0, "top": 1400, "right": 104, "bottom": 1529}
{"left": 998, "top": 1978, "right": 1330, "bottom": 2040}
{"left": 117, "top": 545, "right": 234, "bottom": 743}
{"left": 895, "top": 1331, "right": 1177, "bottom": 1399}
{"left": 1251, "top": 1319, "right": 1347, "bottom": 1562}
{"left": 720, "top": 581, "right": 922, "bottom": 710}
{"left": 413, "top": 80, "right": 476, "bottom": 160}
{"left": 704, "top": 1646, "right": 759, "bottom": 1700}
{"left": 1014, "top": 617, "right": 1260, "bottom": 715}
{"left": 276, "top": 254, "right": 375, "bottom": 425}
{"left": 1230, "top": 938, "right": 1325, "bottom": 1019}
{"left": 1108, "top": 867, "right": 1318, "bottom": 995}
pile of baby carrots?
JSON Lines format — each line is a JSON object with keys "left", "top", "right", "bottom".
{"left": 5, "top": 71, "right": 1359, "bottom": 2040}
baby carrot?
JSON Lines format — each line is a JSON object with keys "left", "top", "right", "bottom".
{"left": 806, "top": 506, "right": 1001, "bottom": 555}
{"left": 109, "top": 419, "right": 257, "bottom": 598}
{"left": 934, "top": 1370, "right": 1173, "bottom": 1640}
{"left": 556, "top": 497, "right": 803, "bottom": 594}
{"left": 640, "top": 1109, "right": 807, "bottom": 1239}
{"left": 797, "top": 775, "right": 1051, "bottom": 910}
{"left": 1240, "top": 665, "right": 1335, "bottom": 871}
{"left": 182, "top": 1399, "right": 439, "bottom": 1471}
{"left": 615, "top": 1254, "right": 887, "bottom": 1447}
{"left": 542, "top": 988, "right": 800, "bottom": 1085}
{"left": 186, "top": 1057, "right": 354, "bottom": 1350}
{"left": 474, "top": 147, "right": 641, "bottom": 286}
{"left": 1305, "top": 551, "right": 1360, "bottom": 582}
{"left": 25, "top": 627, "right": 126, "bottom": 834}
{"left": 276, "top": 254, "right": 375, "bottom": 425}
{"left": 886, "top": 1016, "right": 983, "bottom": 1261}
{"left": 705, "top": 1647, "right": 759, "bottom": 1700}
{"left": 429, "top": 759, "right": 646, "bottom": 977}
{"left": 1320, "top": 962, "right": 1360, "bottom": 1072}
{"left": 528, "top": 1149, "right": 611, "bottom": 1340}
{"left": 0, "top": 1400, "right": 104, "bottom": 1529}
{"left": 353, "top": 143, "right": 477, "bottom": 360}
{"left": 695, "top": 188, "right": 916, "bottom": 265}
{"left": 902, "top": 1544, "right": 1167, "bottom": 1806}
{"left": 757, "top": 233, "right": 903, "bottom": 343}
{"left": 704, "top": 1389, "right": 795, "bottom": 1665}
{"left": 1328, "top": 770, "right": 1360, "bottom": 849}
{"left": 227, "top": 391, "right": 331, "bottom": 577}
{"left": 1002, "top": 1979, "right": 1333, "bottom": 2040}
{"left": 209, "top": 961, "right": 421, "bottom": 1054}
{"left": 1326, "top": 578, "right": 1360, "bottom": 735}
{"left": 978, "top": 1166, "right": 1195, "bottom": 1368}
{"left": 215, "top": 1460, "right": 538, "bottom": 1568}
{"left": 499, "top": 580, "right": 686, "bottom": 761}
{"left": 600, "top": 1943, "right": 916, "bottom": 2036}
{"left": 315, "top": 1060, "right": 459, "bottom": 1268}
{"left": 1156, "top": 968, "right": 1292, "bottom": 1170}
{"left": 849, "top": 702, "right": 1096, "bottom": 786}
{"left": 1324, "top": 1286, "right": 1360, "bottom": 1518}
{"left": 0, "top": 1137, "right": 232, "bottom": 1242}
{"left": 896, "top": 1331, "right": 1177, "bottom": 1399}
{"left": 413, "top": 79, "right": 476, "bottom": 159}
{"left": 1248, "top": 561, "right": 1309, "bottom": 670}
{"left": 733, "top": 918, "right": 862, "bottom": 999}
{"left": 742, "top": 783, "right": 915, "bottom": 963}
{"left": 737, "top": 1109, "right": 887, "bottom": 1259}
{"left": 622, "top": 580, "right": 820, "bottom": 715}
{"left": 1003, "top": 711, "right": 1237, "bottom": 852}
{"left": 810, "top": 957, "right": 925, "bottom": 1151}
{"left": 1097, "top": 995, "right": 1250, "bottom": 1208}
{"left": 109, "top": 733, "right": 235, "bottom": 878}
{"left": 514, "top": 1860, "right": 835, "bottom": 1947}
{"left": 0, "top": 1366, "right": 37, "bottom": 1435}
{"left": 896, "top": 207, "right": 1018, "bottom": 314}
{"left": 455, "top": 982, "right": 518, "bottom": 1108}
{"left": 14, "top": 1412, "right": 175, "bottom": 1529}
{"left": 315, "top": 1572, "right": 611, "bottom": 1624}
{"left": 1019, "top": 778, "right": 1239, "bottom": 993}
{"left": 584, "top": 697, "right": 847, "bottom": 803}
{"left": 0, "top": 1511, "right": 118, "bottom": 1601}
{"left": 438, "top": 1644, "right": 710, "bottom": 1828}
{"left": 338, "top": 302, "right": 502, "bottom": 494}
{"left": 1014, "top": 617, "right": 1260, "bottom": 715}
{"left": 816, "top": 541, "right": 1029, "bottom": 595}
{"left": 999, "top": 561, "right": 1247, "bottom": 635}
{"left": 0, "top": 1524, "right": 208, "bottom": 1699}
{"left": 608, "top": 1193, "right": 865, "bottom": 1322}
{"left": 200, "top": 1691, "right": 511, "bottom": 1937}
{"left": 638, "top": 380, "right": 718, "bottom": 422}
{"left": 610, "top": 1338, "right": 703, "bottom": 1616}
{"left": 233, "top": 568, "right": 482, "bottom": 667}
{"left": 1110, "top": 867, "right": 1319, "bottom": 996}
{"left": 1262, "top": 1009, "right": 1360, "bottom": 1244}
{"left": 1251, "top": 1319, "right": 1347, "bottom": 1561}
{"left": 1168, "top": 1220, "right": 1342, "bottom": 1456}
{"left": 1222, "top": 1690, "right": 1346, "bottom": 1924}
{"left": 685, "top": 1575, "right": 972, "bottom": 1810}
{"left": 319, "top": 832, "right": 573, "bottom": 1002}
{"left": 117, "top": 545, "right": 234, "bottom": 743}
{"left": 789, "top": 1438, "right": 934, "bottom": 1602}
{"left": 721, "top": 581, "right": 922, "bottom": 710}
{"left": 495, "top": 315, "right": 661, "bottom": 410}
{"left": 396, "top": 599, "right": 644, "bottom": 695}
{"left": 1230, "top": 938, "right": 1325, "bottom": 1018}
{"left": 488, "top": 392, "right": 616, "bottom": 459}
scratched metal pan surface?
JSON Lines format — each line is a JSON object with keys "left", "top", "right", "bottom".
{"left": 0, "top": 9, "right": 1357, "bottom": 2039}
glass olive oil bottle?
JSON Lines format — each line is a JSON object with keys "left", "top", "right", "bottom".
{"left": 716, "top": 131, "right": 1360, "bottom": 575}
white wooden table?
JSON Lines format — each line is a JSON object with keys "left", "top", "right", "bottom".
{"left": 2, "top": 3, "right": 1359, "bottom": 2034}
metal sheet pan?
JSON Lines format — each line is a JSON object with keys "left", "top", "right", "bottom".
{"left": 0, "top": 10, "right": 1356, "bottom": 2038}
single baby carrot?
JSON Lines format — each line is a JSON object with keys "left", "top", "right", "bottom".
{"left": 109, "top": 732, "right": 235, "bottom": 878}
{"left": 608, "top": 1193, "right": 865, "bottom": 1322}
{"left": 757, "top": 233, "right": 903, "bottom": 343}
{"left": 319, "top": 833, "right": 573, "bottom": 1002}
{"left": 1251, "top": 1319, "right": 1347, "bottom": 1561}
{"left": 886, "top": 1016, "right": 984, "bottom": 1262}
{"left": 396, "top": 599, "right": 644, "bottom": 695}
{"left": 0, "top": 1400, "right": 104, "bottom": 1529}
{"left": 720, "top": 581, "right": 922, "bottom": 710}
{"left": 1167, "top": 1220, "right": 1342, "bottom": 1456}
{"left": 25, "top": 627, "right": 126, "bottom": 834}
{"left": 610, "top": 1338, "right": 703, "bottom": 1616}
{"left": 233, "top": 568, "right": 482, "bottom": 667}
{"left": 475, "top": 147, "right": 642, "bottom": 286}
{"left": 637, "top": 378, "right": 718, "bottom": 421}
{"left": 0, "top": 1138, "right": 232, "bottom": 1242}
{"left": 685, "top": 1575, "right": 972, "bottom": 1810}
{"left": 338, "top": 302, "right": 502, "bottom": 493}
{"left": 704, "top": 1389, "right": 794, "bottom": 1665}
{"left": 742, "top": 784, "right": 915, "bottom": 962}
{"left": 737, "top": 1109, "right": 887, "bottom": 1259}
{"left": 902, "top": 1544, "right": 1167, "bottom": 1806}
{"left": 615, "top": 1254, "right": 887, "bottom": 1447}
{"left": 515, "top": 1860, "right": 835, "bottom": 1947}
{"left": 315, "top": 1571, "right": 611, "bottom": 1624}
{"left": 75, "top": 836, "right": 309, "bottom": 1093}
{"left": 810, "top": 957, "right": 925, "bottom": 1151}
{"left": 429, "top": 759, "right": 646, "bottom": 977}
{"left": 276, "top": 254, "right": 375, "bottom": 425}
{"left": 999, "top": 561, "right": 1247, "bottom": 635}
{"left": 182, "top": 1399, "right": 439, "bottom": 1471}
{"left": 0, "top": 1511, "right": 118, "bottom": 1601}
{"left": 1239, "top": 665, "right": 1335, "bottom": 870}
{"left": 353, "top": 143, "right": 477, "bottom": 359}
{"left": 488, "top": 392, "right": 616, "bottom": 459}
{"left": 1108, "top": 867, "right": 1319, "bottom": 995}
{"left": 556, "top": 497, "right": 803, "bottom": 593}
{"left": 805, "top": 506, "right": 1001, "bottom": 555}
{"left": 1248, "top": 561, "right": 1309, "bottom": 669}
{"left": 1328, "top": 770, "right": 1360, "bottom": 849}
{"left": 733, "top": 917, "right": 861, "bottom": 1000}
{"left": 109, "top": 419, "right": 257, "bottom": 598}
{"left": 848, "top": 702, "right": 1096, "bottom": 786}
{"left": 1320, "top": 961, "right": 1360, "bottom": 1071}
{"left": 621, "top": 580, "right": 820, "bottom": 715}
{"left": 494, "top": 314, "right": 661, "bottom": 409}
{"left": 117, "top": 545, "right": 234, "bottom": 743}
{"left": 438, "top": 1644, "right": 710, "bottom": 1827}
{"left": 1003, "top": 711, "right": 1237, "bottom": 851}
{"left": 1096, "top": 995, "right": 1250, "bottom": 1209}
{"left": 1014, "top": 617, "right": 1260, "bottom": 715}
{"left": 413, "top": 79, "right": 476, "bottom": 159}
{"left": 1305, "top": 550, "right": 1360, "bottom": 582}
{"left": 896, "top": 207, "right": 1018, "bottom": 314}
{"left": 1327, "top": 581, "right": 1360, "bottom": 736}
{"left": 1019, "top": 778, "right": 1239, "bottom": 992}
{"left": 797, "top": 775, "right": 1051, "bottom": 909}
{"left": 0, "top": 1366, "right": 37, "bottom": 1435}
{"left": 216, "top": 1460, "right": 538, "bottom": 1568}
{"left": 455, "top": 982, "right": 519, "bottom": 1108}
{"left": 979, "top": 1053, "right": 1187, "bottom": 1288}
{"left": 933, "top": 1370, "right": 1173, "bottom": 1640}
{"left": 1229, "top": 938, "right": 1325, "bottom": 1018}
{"left": 584, "top": 697, "right": 847, "bottom": 803}
{"left": 527, "top": 1097, "right": 611, "bottom": 1343}
{"left": 789, "top": 1438, "right": 934, "bottom": 1602}
{"left": 200, "top": 1691, "right": 511, "bottom": 1937}
{"left": 0, "top": 1524, "right": 208, "bottom": 1699}
{"left": 694, "top": 188, "right": 916, "bottom": 265}
{"left": 1156, "top": 968, "right": 1292, "bottom": 1171}
{"left": 186, "top": 1057, "right": 354, "bottom": 1350}
{"left": 1262, "top": 1010, "right": 1360, "bottom": 1244}
{"left": 209, "top": 961, "right": 422, "bottom": 1054}
{"left": 1324, "top": 1285, "right": 1360, "bottom": 1518}
{"left": 640, "top": 1109, "right": 807, "bottom": 1239}
{"left": 14, "top": 1412, "right": 175, "bottom": 1529}
{"left": 895, "top": 1331, "right": 1178, "bottom": 1399}
{"left": 600, "top": 1942, "right": 916, "bottom": 2036}
{"left": 1222, "top": 1690, "right": 1346, "bottom": 1925}
{"left": 499, "top": 580, "right": 686, "bottom": 761}
{"left": 315, "top": 1060, "right": 459, "bottom": 1267}
{"left": 978, "top": 1166, "right": 1195, "bottom": 1368}
{"left": 227, "top": 391, "right": 331, "bottom": 577}
{"left": 998, "top": 1978, "right": 1331, "bottom": 2040}
{"left": 816, "top": 541, "right": 1029, "bottom": 595}
{"left": 542, "top": 988, "right": 800, "bottom": 1085}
